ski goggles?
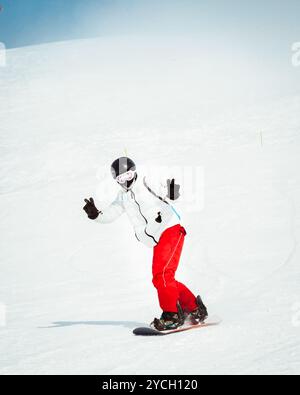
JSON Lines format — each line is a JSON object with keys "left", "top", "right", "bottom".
{"left": 116, "top": 170, "right": 136, "bottom": 184}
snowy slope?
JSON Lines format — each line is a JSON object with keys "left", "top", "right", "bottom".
{"left": 0, "top": 36, "right": 300, "bottom": 375}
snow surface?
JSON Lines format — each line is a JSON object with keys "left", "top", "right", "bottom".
{"left": 0, "top": 36, "right": 300, "bottom": 375}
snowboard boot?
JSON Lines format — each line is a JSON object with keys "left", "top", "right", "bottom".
{"left": 152, "top": 302, "right": 185, "bottom": 331}
{"left": 190, "top": 295, "right": 208, "bottom": 324}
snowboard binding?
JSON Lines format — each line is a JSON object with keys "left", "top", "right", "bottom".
{"left": 151, "top": 301, "right": 185, "bottom": 331}
{"left": 189, "top": 295, "right": 208, "bottom": 324}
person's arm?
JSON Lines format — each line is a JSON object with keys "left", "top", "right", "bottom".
{"left": 95, "top": 195, "right": 125, "bottom": 224}
{"left": 143, "top": 177, "right": 181, "bottom": 203}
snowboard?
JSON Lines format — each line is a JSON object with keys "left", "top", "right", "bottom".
{"left": 133, "top": 316, "right": 221, "bottom": 336}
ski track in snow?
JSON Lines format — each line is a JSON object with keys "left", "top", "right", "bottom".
{"left": 0, "top": 36, "right": 300, "bottom": 375}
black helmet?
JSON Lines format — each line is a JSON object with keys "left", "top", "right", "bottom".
{"left": 111, "top": 157, "right": 136, "bottom": 179}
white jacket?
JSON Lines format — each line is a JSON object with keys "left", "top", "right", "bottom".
{"left": 95, "top": 175, "right": 181, "bottom": 248}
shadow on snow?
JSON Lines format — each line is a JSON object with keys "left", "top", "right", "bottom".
{"left": 39, "top": 320, "right": 145, "bottom": 329}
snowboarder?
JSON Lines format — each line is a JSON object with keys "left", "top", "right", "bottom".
{"left": 83, "top": 157, "right": 208, "bottom": 331}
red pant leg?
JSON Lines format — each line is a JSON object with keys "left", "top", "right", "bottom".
{"left": 176, "top": 282, "right": 198, "bottom": 312}
{"left": 152, "top": 225, "right": 196, "bottom": 313}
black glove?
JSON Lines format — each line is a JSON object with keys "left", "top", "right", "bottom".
{"left": 167, "top": 179, "right": 180, "bottom": 201}
{"left": 83, "top": 198, "right": 101, "bottom": 220}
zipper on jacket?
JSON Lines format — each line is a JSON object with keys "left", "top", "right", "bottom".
{"left": 131, "top": 191, "right": 159, "bottom": 245}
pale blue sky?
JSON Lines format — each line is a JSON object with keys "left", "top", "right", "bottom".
{"left": 0, "top": 0, "right": 299, "bottom": 49}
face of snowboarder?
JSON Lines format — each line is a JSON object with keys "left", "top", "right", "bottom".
{"left": 111, "top": 157, "right": 137, "bottom": 190}
{"left": 116, "top": 170, "right": 137, "bottom": 190}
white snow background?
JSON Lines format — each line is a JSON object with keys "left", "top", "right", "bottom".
{"left": 0, "top": 36, "right": 300, "bottom": 374}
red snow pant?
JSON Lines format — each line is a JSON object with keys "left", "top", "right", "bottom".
{"left": 152, "top": 224, "right": 197, "bottom": 313}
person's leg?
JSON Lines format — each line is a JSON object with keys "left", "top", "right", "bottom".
{"left": 176, "top": 282, "right": 198, "bottom": 313}
{"left": 152, "top": 225, "right": 196, "bottom": 313}
{"left": 152, "top": 225, "right": 184, "bottom": 312}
